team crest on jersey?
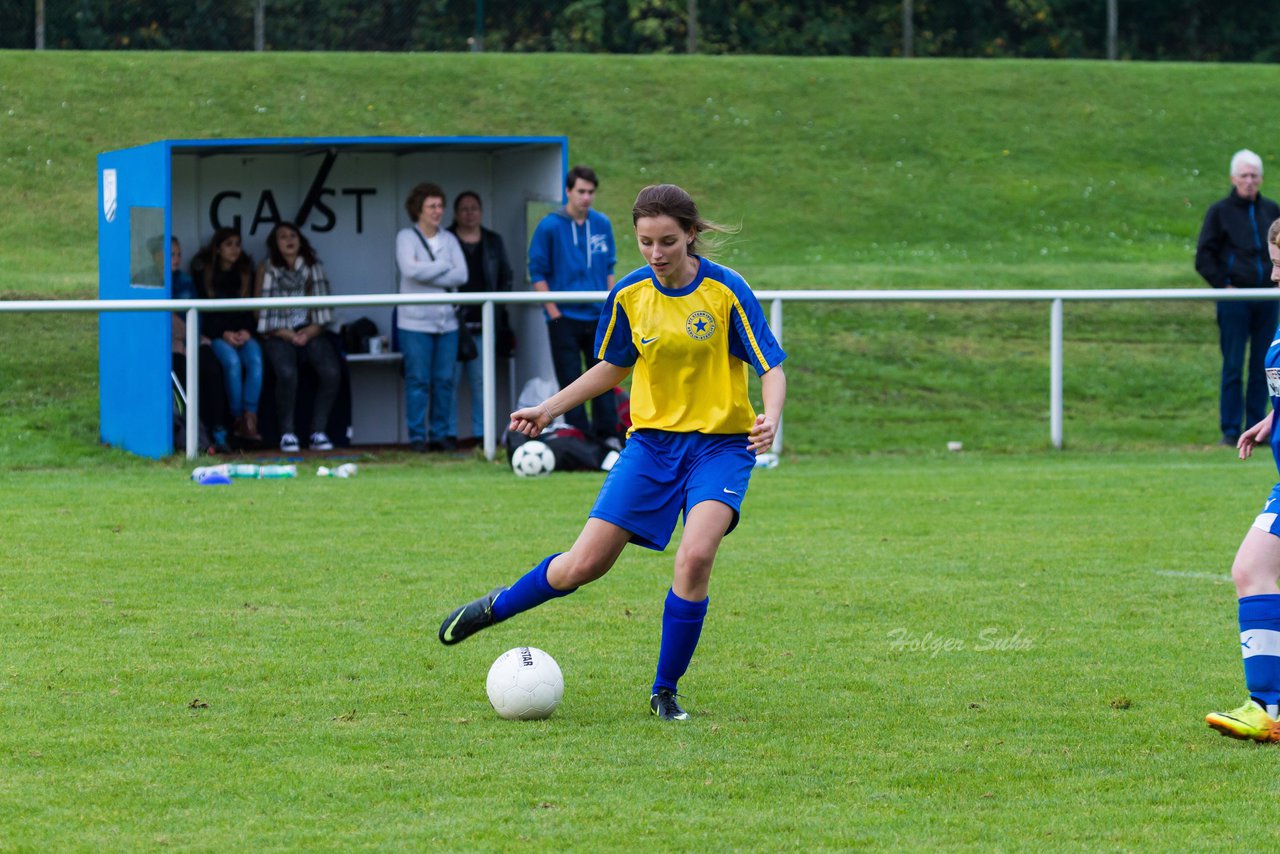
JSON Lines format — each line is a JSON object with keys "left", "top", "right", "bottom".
{"left": 686, "top": 310, "right": 716, "bottom": 341}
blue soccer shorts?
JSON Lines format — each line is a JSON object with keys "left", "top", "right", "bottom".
{"left": 589, "top": 429, "right": 756, "bottom": 551}
{"left": 1252, "top": 483, "right": 1280, "bottom": 536}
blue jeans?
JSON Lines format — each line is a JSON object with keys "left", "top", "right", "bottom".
{"left": 450, "top": 355, "right": 484, "bottom": 438}
{"left": 547, "top": 316, "right": 618, "bottom": 439}
{"left": 209, "top": 336, "right": 263, "bottom": 418}
{"left": 400, "top": 328, "right": 458, "bottom": 444}
{"left": 1218, "top": 298, "right": 1279, "bottom": 438}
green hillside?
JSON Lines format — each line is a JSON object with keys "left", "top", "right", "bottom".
{"left": 0, "top": 51, "right": 1270, "bottom": 462}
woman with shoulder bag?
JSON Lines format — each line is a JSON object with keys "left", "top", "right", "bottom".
{"left": 395, "top": 182, "right": 467, "bottom": 452}
{"left": 448, "top": 190, "right": 515, "bottom": 447}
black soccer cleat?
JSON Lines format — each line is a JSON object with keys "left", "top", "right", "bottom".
{"left": 438, "top": 586, "right": 506, "bottom": 645}
{"left": 649, "top": 687, "right": 690, "bottom": 721}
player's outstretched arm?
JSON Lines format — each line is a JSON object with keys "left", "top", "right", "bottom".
{"left": 510, "top": 361, "right": 631, "bottom": 438}
{"left": 1240, "top": 410, "right": 1275, "bottom": 461}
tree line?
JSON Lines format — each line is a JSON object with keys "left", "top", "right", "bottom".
{"left": 3, "top": 0, "right": 1276, "bottom": 62}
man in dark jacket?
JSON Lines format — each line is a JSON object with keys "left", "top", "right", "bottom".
{"left": 1196, "top": 149, "right": 1280, "bottom": 445}
{"left": 448, "top": 190, "right": 516, "bottom": 445}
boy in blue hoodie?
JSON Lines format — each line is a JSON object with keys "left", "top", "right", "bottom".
{"left": 529, "top": 165, "right": 620, "bottom": 444}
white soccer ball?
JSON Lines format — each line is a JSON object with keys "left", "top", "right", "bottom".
{"left": 511, "top": 440, "right": 556, "bottom": 478}
{"left": 486, "top": 646, "right": 564, "bottom": 720}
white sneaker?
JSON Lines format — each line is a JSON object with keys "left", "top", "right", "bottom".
{"left": 280, "top": 432, "right": 300, "bottom": 453}
{"left": 309, "top": 432, "right": 333, "bottom": 451}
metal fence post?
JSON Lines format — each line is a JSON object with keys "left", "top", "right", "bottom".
{"left": 254, "top": 0, "right": 265, "bottom": 51}
{"left": 1050, "top": 297, "right": 1063, "bottom": 449}
{"left": 186, "top": 307, "right": 199, "bottom": 460}
{"left": 482, "top": 300, "right": 496, "bottom": 461}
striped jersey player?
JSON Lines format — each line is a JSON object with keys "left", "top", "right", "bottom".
{"left": 1208, "top": 216, "right": 1280, "bottom": 742}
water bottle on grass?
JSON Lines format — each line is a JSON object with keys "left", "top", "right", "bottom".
{"left": 257, "top": 465, "right": 297, "bottom": 478}
{"left": 192, "top": 463, "right": 296, "bottom": 480}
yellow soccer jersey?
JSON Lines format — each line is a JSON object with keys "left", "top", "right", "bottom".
{"left": 595, "top": 256, "right": 786, "bottom": 434}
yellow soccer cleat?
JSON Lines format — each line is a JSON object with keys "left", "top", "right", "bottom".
{"left": 1206, "top": 700, "right": 1280, "bottom": 742}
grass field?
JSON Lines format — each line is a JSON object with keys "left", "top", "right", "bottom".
{"left": 1, "top": 451, "right": 1274, "bottom": 848}
{"left": 1, "top": 52, "right": 1267, "bottom": 294}
{"left": 5, "top": 49, "right": 1280, "bottom": 847}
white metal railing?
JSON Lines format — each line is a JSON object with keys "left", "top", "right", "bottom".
{"left": 4, "top": 286, "right": 1278, "bottom": 458}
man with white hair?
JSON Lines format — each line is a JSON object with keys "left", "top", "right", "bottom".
{"left": 1197, "top": 149, "right": 1280, "bottom": 445}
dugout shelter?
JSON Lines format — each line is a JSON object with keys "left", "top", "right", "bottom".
{"left": 98, "top": 134, "right": 566, "bottom": 458}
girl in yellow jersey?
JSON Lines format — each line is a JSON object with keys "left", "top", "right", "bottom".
{"left": 439, "top": 184, "right": 787, "bottom": 721}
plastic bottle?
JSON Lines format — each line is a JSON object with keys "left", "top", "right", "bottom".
{"left": 192, "top": 463, "right": 295, "bottom": 480}
{"left": 317, "top": 463, "right": 358, "bottom": 478}
{"left": 192, "top": 463, "right": 256, "bottom": 480}
{"left": 257, "top": 464, "right": 297, "bottom": 479}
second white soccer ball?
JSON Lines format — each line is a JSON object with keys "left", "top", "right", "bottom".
{"left": 511, "top": 440, "right": 556, "bottom": 477}
{"left": 486, "top": 646, "right": 564, "bottom": 720}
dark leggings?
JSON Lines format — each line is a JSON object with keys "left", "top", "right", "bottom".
{"left": 262, "top": 334, "right": 341, "bottom": 435}
{"left": 547, "top": 316, "right": 618, "bottom": 439}
{"left": 172, "top": 345, "right": 230, "bottom": 433}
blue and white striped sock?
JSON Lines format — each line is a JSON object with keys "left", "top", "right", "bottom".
{"left": 1239, "top": 593, "right": 1280, "bottom": 717}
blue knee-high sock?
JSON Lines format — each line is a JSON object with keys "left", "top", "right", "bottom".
{"left": 1240, "top": 594, "right": 1280, "bottom": 715}
{"left": 652, "top": 588, "right": 709, "bottom": 694}
{"left": 490, "top": 553, "right": 574, "bottom": 622}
